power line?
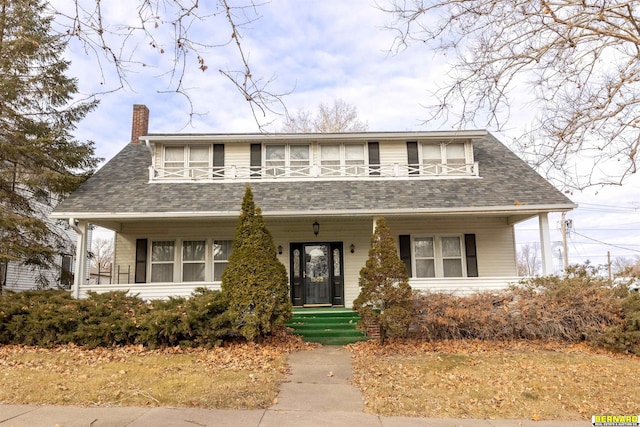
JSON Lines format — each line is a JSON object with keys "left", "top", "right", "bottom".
{"left": 571, "top": 231, "right": 640, "bottom": 253}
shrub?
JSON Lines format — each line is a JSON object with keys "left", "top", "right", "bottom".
{"left": 354, "top": 217, "right": 413, "bottom": 344}
{"left": 74, "top": 291, "right": 150, "bottom": 348}
{"left": 0, "top": 290, "right": 79, "bottom": 347}
{"left": 221, "top": 186, "right": 292, "bottom": 342}
{"left": 138, "top": 288, "right": 232, "bottom": 348}
{"left": 0, "top": 288, "right": 232, "bottom": 348}
{"left": 409, "top": 264, "right": 639, "bottom": 353}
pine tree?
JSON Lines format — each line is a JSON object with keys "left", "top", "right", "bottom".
{"left": 0, "top": 0, "right": 98, "bottom": 286}
{"left": 353, "top": 217, "right": 413, "bottom": 345}
{"left": 221, "top": 186, "right": 292, "bottom": 341}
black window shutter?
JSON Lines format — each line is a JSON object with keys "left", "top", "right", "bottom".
{"left": 213, "top": 144, "right": 224, "bottom": 166}
{"left": 135, "top": 239, "right": 148, "bottom": 283}
{"left": 407, "top": 141, "right": 419, "bottom": 176}
{"left": 464, "top": 234, "right": 478, "bottom": 277}
{"left": 399, "top": 235, "right": 412, "bottom": 277}
{"left": 213, "top": 144, "right": 224, "bottom": 178}
{"left": 250, "top": 143, "right": 261, "bottom": 177}
{"left": 368, "top": 142, "right": 380, "bottom": 176}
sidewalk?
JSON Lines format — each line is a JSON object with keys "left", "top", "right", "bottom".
{"left": 0, "top": 346, "right": 591, "bottom": 427}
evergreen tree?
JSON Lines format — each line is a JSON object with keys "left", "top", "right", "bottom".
{"left": 221, "top": 186, "right": 292, "bottom": 341}
{"left": 0, "top": 0, "right": 98, "bottom": 286}
{"left": 354, "top": 217, "right": 413, "bottom": 345}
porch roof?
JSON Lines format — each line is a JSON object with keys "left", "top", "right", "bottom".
{"left": 51, "top": 132, "right": 575, "bottom": 223}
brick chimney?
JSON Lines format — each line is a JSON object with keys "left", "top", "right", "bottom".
{"left": 130, "top": 104, "right": 149, "bottom": 143}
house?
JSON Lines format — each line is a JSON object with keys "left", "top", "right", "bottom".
{"left": 51, "top": 105, "right": 576, "bottom": 305}
{"left": 2, "top": 196, "right": 80, "bottom": 292}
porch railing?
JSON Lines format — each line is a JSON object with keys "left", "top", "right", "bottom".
{"left": 149, "top": 162, "right": 480, "bottom": 182}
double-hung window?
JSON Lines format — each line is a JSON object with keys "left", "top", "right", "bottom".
{"left": 213, "top": 240, "right": 233, "bottom": 281}
{"left": 320, "top": 143, "right": 366, "bottom": 176}
{"left": 188, "top": 146, "right": 210, "bottom": 178}
{"left": 264, "top": 145, "right": 310, "bottom": 177}
{"left": 151, "top": 240, "right": 175, "bottom": 282}
{"left": 419, "top": 142, "right": 471, "bottom": 175}
{"left": 182, "top": 240, "right": 206, "bottom": 282}
{"left": 163, "top": 145, "right": 211, "bottom": 179}
{"left": 413, "top": 235, "right": 465, "bottom": 278}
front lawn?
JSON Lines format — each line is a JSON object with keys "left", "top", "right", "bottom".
{"left": 0, "top": 335, "right": 315, "bottom": 409}
{"left": 349, "top": 339, "right": 640, "bottom": 420}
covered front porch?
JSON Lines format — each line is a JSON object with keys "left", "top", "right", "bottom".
{"left": 68, "top": 210, "right": 559, "bottom": 305}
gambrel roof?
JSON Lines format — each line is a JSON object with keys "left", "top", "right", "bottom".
{"left": 52, "top": 132, "right": 575, "bottom": 222}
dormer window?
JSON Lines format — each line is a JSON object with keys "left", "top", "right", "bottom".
{"left": 164, "top": 145, "right": 210, "bottom": 178}
{"left": 264, "top": 144, "right": 310, "bottom": 176}
{"left": 159, "top": 144, "right": 224, "bottom": 180}
{"left": 409, "top": 141, "right": 473, "bottom": 176}
{"left": 320, "top": 143, "right": 366, "bottom": 175}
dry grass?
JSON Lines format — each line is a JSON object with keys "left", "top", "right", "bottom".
{"left": 0, "top": 335, "right": 316, "bottom": 409}
{"left": 348, "top": 339, "right": 640, "bottom": 420}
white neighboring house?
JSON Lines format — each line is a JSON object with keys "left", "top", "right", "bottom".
{"left": 1, "top": 197, "right": 89, "bottom": 292}
{"left": 51, "top": 105, "right": 576, "bottom": 305}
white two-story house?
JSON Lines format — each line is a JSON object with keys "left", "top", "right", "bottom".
{"left": 51, "top": 105, "right": 575, "bottom": 306}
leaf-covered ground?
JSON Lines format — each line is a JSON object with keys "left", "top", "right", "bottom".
{"left": 348, "top": 339, "right": 640, "bottom": 420}
{"left": 0, "top": 334, "right": 317, "bottom": 409}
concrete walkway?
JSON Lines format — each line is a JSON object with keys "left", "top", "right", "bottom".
{"left": 0, "top": 346, "right": 591, "bottom": 427}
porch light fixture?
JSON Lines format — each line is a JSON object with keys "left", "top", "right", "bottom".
{"left": 278, "top": 245, "right": 283, "bottom": 255}
{"left": 350, "top": 244, "right": 355, "bottom": 253}
{"left": 313, "top": 220, "right": 320, "bottom": 237}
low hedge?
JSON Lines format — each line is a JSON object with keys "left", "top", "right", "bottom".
{"left": 0, "top": 288, "right": 233, "bottom": 348}
{"left": 409, "top": 265, "right": 640, "bottom": 354}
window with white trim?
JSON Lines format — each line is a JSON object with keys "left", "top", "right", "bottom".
{"left": 320, "top": 143, "right": 366, "bottom": 175}
{"left": 421, "top": 142, "right": 472, "bottom": 175}
{"left": 182, "top": 240, "right": 206, "bottom": 282}
{"left": 163, "top": 145, "right": 211, "bottom": 178}
{"left": 151, "top": 240, "right": 175, "bottom": 282}
{"left": 264, "top": 144, "right": 310, "bottom": 176}
{"left": 213, "top": 240, "right": 233, "bottom": 281}
{"left": 413, "top": 235, "right": 465, "bottom": 278}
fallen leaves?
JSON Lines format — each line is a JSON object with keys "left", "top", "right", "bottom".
{"left": 348, "top": 339, "right": 640, "bottom": 420}
{"left": 0, "top": 334, "right": 316, "bottom": 409}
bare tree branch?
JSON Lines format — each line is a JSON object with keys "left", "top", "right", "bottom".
{"left": 381, "top": 0, "right": 640, "bottom": 190}
{"left": 48, "top": 0, "right": 287, "bottom": 128}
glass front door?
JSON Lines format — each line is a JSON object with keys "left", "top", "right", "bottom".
{"left": 290, "top": 242, "right": 343, "bottom": 307}
{"left": 304, "top": 244, "right": 331, "bottom": 305}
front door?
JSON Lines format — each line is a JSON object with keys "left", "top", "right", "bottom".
{"left": 290, "top": 242, "right": 344, "bottom": 307}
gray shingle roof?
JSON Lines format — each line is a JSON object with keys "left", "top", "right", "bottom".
{"left": 52, "top": 132, "right": 574, "bottom": 218}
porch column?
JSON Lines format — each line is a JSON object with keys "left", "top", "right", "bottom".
{"left": 71, "top": 220, "right": 89, "bottom": 298}
{"left": 538, "top": 213, "right": 554, "bottom": 275}
{"left": 372, "top": 216, "right": 380, "bottom": 233}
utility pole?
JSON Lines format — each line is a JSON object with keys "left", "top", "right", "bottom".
{"left": 607, "top": 251, "right": 613, "bottom": 282}
{"left": 561, "top": 212, "right": 569, "bottom": 271}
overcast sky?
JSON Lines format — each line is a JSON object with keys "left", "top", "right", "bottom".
{"left": 58, "top": 0, "right": 640, "bottom": 273}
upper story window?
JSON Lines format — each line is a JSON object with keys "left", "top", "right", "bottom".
{"left": 420, "top": 142, "right": 471, "bottom": 175}
{"left": 320, "top": 143, "right": 366, "bottom": 175}
{"left": 264, "top": 144, "right": 310, "bottom": 177}
{"left": 164, "top": 145, "right": 210, "bottom": 178}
